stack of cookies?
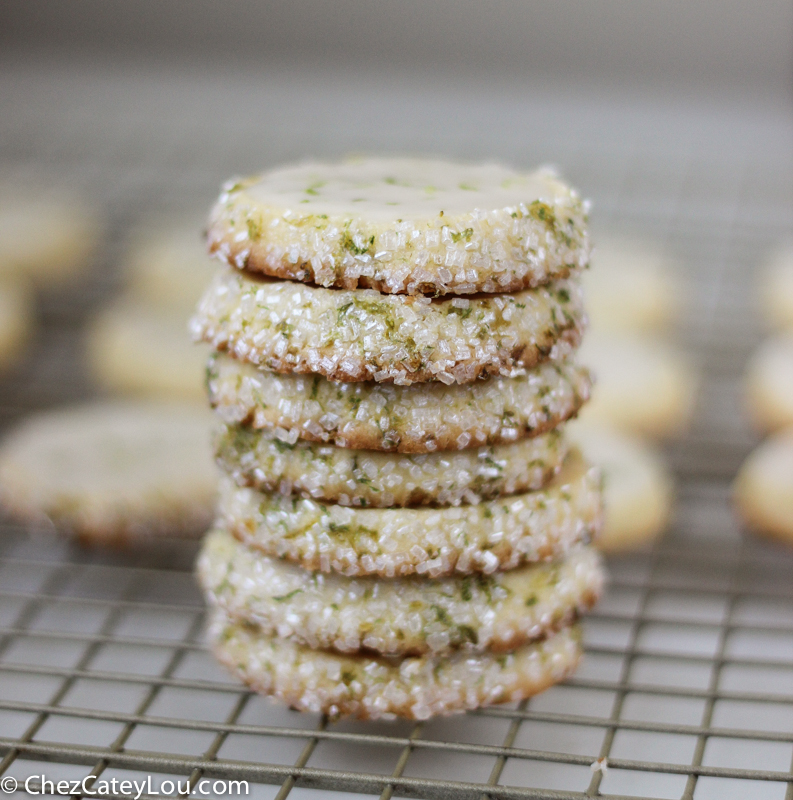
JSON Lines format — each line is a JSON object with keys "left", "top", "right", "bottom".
{"left": 191, "top": 158, "right": 605, "bottom": 720}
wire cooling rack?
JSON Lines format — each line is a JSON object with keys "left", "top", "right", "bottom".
{"left": 0, "top": 65, "right": 792, "bottom": 799}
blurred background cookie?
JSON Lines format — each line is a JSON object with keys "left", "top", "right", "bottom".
{"left": 583, "top": 236, "right": 681, "bottom": 334}
{"left": 577, "top": 333, "right": 698, "bottom": 439}
{"left": 86, "top": 217, "right": 217, "bottom": 401}
{"left": 734, "top": 426, "right": 793, "bottom": 546}
{"left": 744, "top": 332, "right": 793, "bottom": 433}
{"left": 0, "top": 188, "right": 100, "bottom": 286}
{"left": 123, "top": 221, "right": 220, "bottom": 315}
{"left": 759, "top": 242, "right": 793, "bottom": 331}
{"left": 0, "top": 401, "right": 216, "bottom": 544}
{"left": 0, "top": 280, "right": 34, "bottom": 371}
{"left": 567, "top": 421, "right": 674, "bottom": 553}
{"left": 87, "top": 299, "right": 208, "bottom": 402}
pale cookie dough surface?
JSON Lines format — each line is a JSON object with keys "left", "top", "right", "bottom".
{"left": 567, "top": 422, "right": 673, "bottom": 552}
{"left": 0, "top": 191, "right": 99, "bottom": 284}
{"left": 760, "top": 243, "right": 793, "bottom": 330}
{"left": 207, "top": 352, "right": 591, "bottom": 452}
{"left": 0, "top": 281, "right": 33, "bottom": 370}
{"left": 219, "top": 450, "right": 603, "bottom": 578}
{"left": 209, "top": 610, "right": 582, "bottom": 720}
{"left": 583, "top": 236, "right": 680, "bottom": 333}
{"left": 124, "top": 222, "right": 220, "bottom": 314}
{"left": 87, "top": 299, "right": 209, "bottom": 402}
{"left": 199, "top": 528, "right": 603, "bottom": 656}
{"left": 578, "top": 334, "right": 698, "bottom": 438}
{"left": 215, "top": 423, "right": 568, "bottom": 507}
{"left": 734, "top": 427, "right": 793, "bottom": 545}
{"left": 208, "top": 158, "right": 590, "bottom": 296}
{"left": 0, "top": 402, "right": 217, "bottom": 543}
{"left": 192, "top": 269, "right": 585, "bottom": 384}
{"left": 745, "top": 333, "right": 793, "bottom": 433}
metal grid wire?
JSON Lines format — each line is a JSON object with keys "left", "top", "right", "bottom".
{"left": 0, "top": 67, "right": 792, "bottom": 799}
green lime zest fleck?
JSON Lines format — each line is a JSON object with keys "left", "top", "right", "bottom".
{"left": 272, "top": 589, "right": 303, "bottom": 602}
{"left": 450, "top": 228, "right": 473, "bottom": 243}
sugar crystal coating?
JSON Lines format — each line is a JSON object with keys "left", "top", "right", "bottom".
{"left": 210, "top": 609, "right": 582, "bottom": 720}
{"left": 199, "top": 528, "right": 603, "bottom": 656}
{"left": 191, "top": 269, "right": 585, "bottom": 384}
{"left": 208, "top": 158, "right": 590, "bottom": 296}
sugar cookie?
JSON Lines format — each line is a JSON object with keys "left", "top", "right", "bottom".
{"left": 193, "top": 269, "right": 584, "bottom": 385}
{"left": 210, "top": 610, "right": 582, "bottom": 720}
{"left": 220, "top": 449, "right": 602, "bottom": 578}
{"left": 215, "top": 423, "right": 568, "bottom": 507}
{"left": 207, "top": 352, "right": 591, "bottom": 453}
{"left": 0, "top": 402, "right": 216, "bottom": 543}
{"left": 199, "top": 528, "right": 602, "bottom": 656}
{"left": 208, "top": 158, "right": 589, "bottom": 296}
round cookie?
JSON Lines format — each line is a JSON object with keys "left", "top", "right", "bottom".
{"left": 760, "top": 242, "right": 793, "bottom": 331}
{"left": 734, "top": 427, "right": 793, "bottom": 545}
{"left": 219, "top": 449, "right": 602, "bottom": 578}
{"left": 0, "top": 402, "right": 217, "bottom": 544}
{"left": 199, "top": 527, "right": 603, "bottom": 656}
{"left": 207, "top": 352, "right": 591, "bottom": 453}
{"left": 0, "top": 281, "right": 33, "bottom": 371}
{"left": 124, "top": 222, "right": 220, "bottom": 314}
{"left": 208, "top": 158, "right": 590, "bottom": 296}
{"left": 87, "top": 299, "right": 210, "bottom": 402}
{"left": 210, "top": 610, "right": 582, "bottom": 720}
{"left": 193, "top": 269, "right": 585, "bottom": 385}
{"left": 583, "top": 236, "right": 680, "bottom": 334}
{"left": 745, "top": 333, "right": 793, "bottom": 433}
{"left": 0, "top": 190, "right": 99, "bottom": 285}
{"left": 567, "top": 422, "right": 673, "bottom": 552}
{"left": 578, "top": 333, "right": 698, "bottom": 438}
{"left": 215, "top": 423, "right": 568, "bottom": 507}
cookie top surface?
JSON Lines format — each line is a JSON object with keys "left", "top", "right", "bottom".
{"left": 242, "top": 159, "right": 570, "bottom": 219}
{"left": 208, "top": 157, "right": 589, "bottom": 295}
